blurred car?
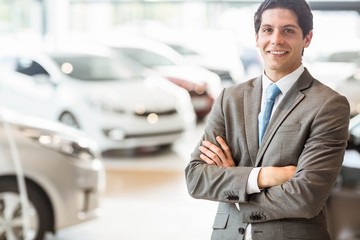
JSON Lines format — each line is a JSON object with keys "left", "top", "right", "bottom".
{"left": 111, "top": 23, "right": 243, "bottom": 87}
{"left": 343, "top": 112, "right": 360, "bottom": 189}
{"left": 164, "top": 40, "right": 244, "bottom": 87}
{"left": 316, "top": 49, "right": 360, "bottom": 65}
{"left": 0, "top": 108, "right": 105, "bottom": 240}
{"left": 306, "top": 49, "right": 360, "bottom": 117}
{"left": 143, "top": 29, "right": 246, "bottom": 87}
{"left": 347, "top": 113, "right": 360, "bottom": 151}
{"left": 330, "top": 67, "right": 360, "bottom": 117}
{"left": 330, "top": 112, "right": 360, "bottom": 240}
{"left": 239, "top": 47, "right": 263, "bottom": 79}
{"left": 306, "top": 49, "right": 360, "bottom": 87}
{"left": 0, "top": 49, "right": 196, "bottom": 154}
{"left": 101, "top": 37, "right": 223, "bottom": 120}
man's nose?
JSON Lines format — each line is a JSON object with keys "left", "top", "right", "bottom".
{"left": 271, "top": 30, "right": 284, "bottom": 45}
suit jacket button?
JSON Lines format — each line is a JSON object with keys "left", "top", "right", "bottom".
{"left": 238, "top": 227, "right": 245, "bottom": 234}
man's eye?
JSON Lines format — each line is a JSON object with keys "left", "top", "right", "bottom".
{"left": 284, "top": 28, "right": 295, "bottom": 33}
{"left": 263, "top": 28, "right": 273, "bottom": 33}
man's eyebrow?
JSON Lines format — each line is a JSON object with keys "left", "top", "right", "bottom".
{"left": 282, "top": 24, "right": 299, "bottom": 28}
{"left": 260, "top": 24, "right": 273, "bottom": 28}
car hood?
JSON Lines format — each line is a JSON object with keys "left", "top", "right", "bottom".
{"left": 67, "top": 78, "right": 178, "bottom": 112}
{"left": 0, "top": 108, "right": 98, "bottom": 146}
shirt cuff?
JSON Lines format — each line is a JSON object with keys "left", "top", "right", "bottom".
{"left": 246, "top": 167, "right": 262, "bottom": 194}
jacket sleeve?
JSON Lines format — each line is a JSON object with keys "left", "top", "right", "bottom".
{"left": 185, "top": 88, "right": 255, "bottom": 203}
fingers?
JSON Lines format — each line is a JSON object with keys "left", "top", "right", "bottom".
{"left": 216, "top": 136, "right": 234, "bottom": 165}
{"left": 199, "top": 137, "right": 235, "bottom": 167}
{"left": 202, "top": 140, "right": 226, "bottom": 159}
{"left": 215, "top": 136, "right": 235, "bottom": 167}
{"left": 199, "top": 153, "right": 216, "bottom": 165}
{"left": 199, "top": 143, "right": 224, "bottom": 166}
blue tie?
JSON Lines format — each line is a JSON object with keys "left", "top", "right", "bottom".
{"left": 258, "top": 84, "right": 281, "bottom": 144}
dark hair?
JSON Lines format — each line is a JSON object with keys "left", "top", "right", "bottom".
{"left": 254, "top": 0, "right": 313, "bottom": 38}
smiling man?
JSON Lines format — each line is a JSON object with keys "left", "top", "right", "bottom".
{"left": 185, "top": 0, "right": 350, "bottom": 239}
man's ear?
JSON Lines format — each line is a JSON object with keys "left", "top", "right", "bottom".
{"left": 304, "top": 30, "right": 313, "bottom": 48}
{"left": 255, "top": 33, "right": 259, "bottom": 48}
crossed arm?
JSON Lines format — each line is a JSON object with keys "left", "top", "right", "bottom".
{"left": 199, "top": 136, "right": 296, "bottom": 189}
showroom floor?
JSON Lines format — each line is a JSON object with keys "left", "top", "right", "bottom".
{"left": 45, "top": 122, "right": 360, "bottom": 240}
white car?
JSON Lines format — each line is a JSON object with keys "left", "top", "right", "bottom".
{"left": 164, "top": 40, "right": 243, "bottom": 87}
{"left": 306, "top": 49, "right": 360, "bottom": 117}
{"left": 112, "top": 23, "right": 245, "bottom": 86}
{"left": 0, "top": 108, "right": 105, "bottom": 240}
{"left": 100, "top": 37, "right": 223, "bottom": 120}
{"left": 155, "top": 30, "right": 246, "bottom": 86}
{"left": 306, "top": 50, "right": 360, "bottom": 89}
{"left": 0, "top": 50, "right": 196, "bottom": 154}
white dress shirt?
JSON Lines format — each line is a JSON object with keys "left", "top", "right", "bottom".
{"left": 244, "top": 65, "right": 305, "bottom": 240}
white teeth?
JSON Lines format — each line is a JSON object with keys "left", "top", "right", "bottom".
{"left": 270, "top": 51, "right": 286, "bottom": 55}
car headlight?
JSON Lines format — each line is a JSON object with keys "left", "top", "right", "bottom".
{"left": 20, "top": 126, "right": 98, "bottom": 162}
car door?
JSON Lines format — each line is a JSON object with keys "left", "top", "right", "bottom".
{"left": 0, "top": 57, "right": 57, "bottom": 119}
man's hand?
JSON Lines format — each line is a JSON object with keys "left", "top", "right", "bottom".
{"left": 258, "top": 166, "right": 296, "bottom": 189}
{"left": 199, "top": 136, "right": 235, "bottom": 167}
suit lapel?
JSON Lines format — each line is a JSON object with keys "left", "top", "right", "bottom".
{"left": 255, "top": 69, "right": 314, "bottom": 166}
{"left": 244, "top": 77, "right": 262, "bottom": 166}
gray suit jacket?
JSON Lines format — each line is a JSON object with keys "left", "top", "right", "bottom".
{"left": 185, "top": 69, "right": 350, "bottom": 240}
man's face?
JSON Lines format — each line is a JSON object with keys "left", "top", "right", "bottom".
{"left": 255, "top": 8, "right": 312, "bottom": 80}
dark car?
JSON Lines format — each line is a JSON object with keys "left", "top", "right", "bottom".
{"left": 330, "top": 113, "right": 360, "bottom": 239}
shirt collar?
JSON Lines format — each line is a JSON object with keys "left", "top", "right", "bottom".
{"left": 262, "top": 65, "right": 304, "bottom": 95}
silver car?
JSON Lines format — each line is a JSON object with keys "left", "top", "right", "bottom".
{"left": 0, "top": 109, "right": 105, "bottom": 240}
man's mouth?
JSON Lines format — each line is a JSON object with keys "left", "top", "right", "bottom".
{"left": 268, "top": 50, "right": 287, "bottom": 55}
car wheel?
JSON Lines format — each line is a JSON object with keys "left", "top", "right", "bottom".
{"left": 0, "top": 177, "right": 52, "bottom": 240}
{"left": 59, "top": 112, "right": 80, "bottom": 129}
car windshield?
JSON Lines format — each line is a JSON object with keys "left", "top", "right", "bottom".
{"left": 114, "top": 47, "right": 177, "bottom": 68}
{"left": 51, "top": 54, "right": 142, "bottom": 81}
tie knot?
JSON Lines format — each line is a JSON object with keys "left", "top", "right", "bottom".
{"left": 266, "top": 84, "right": 281, "bottom": 101}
